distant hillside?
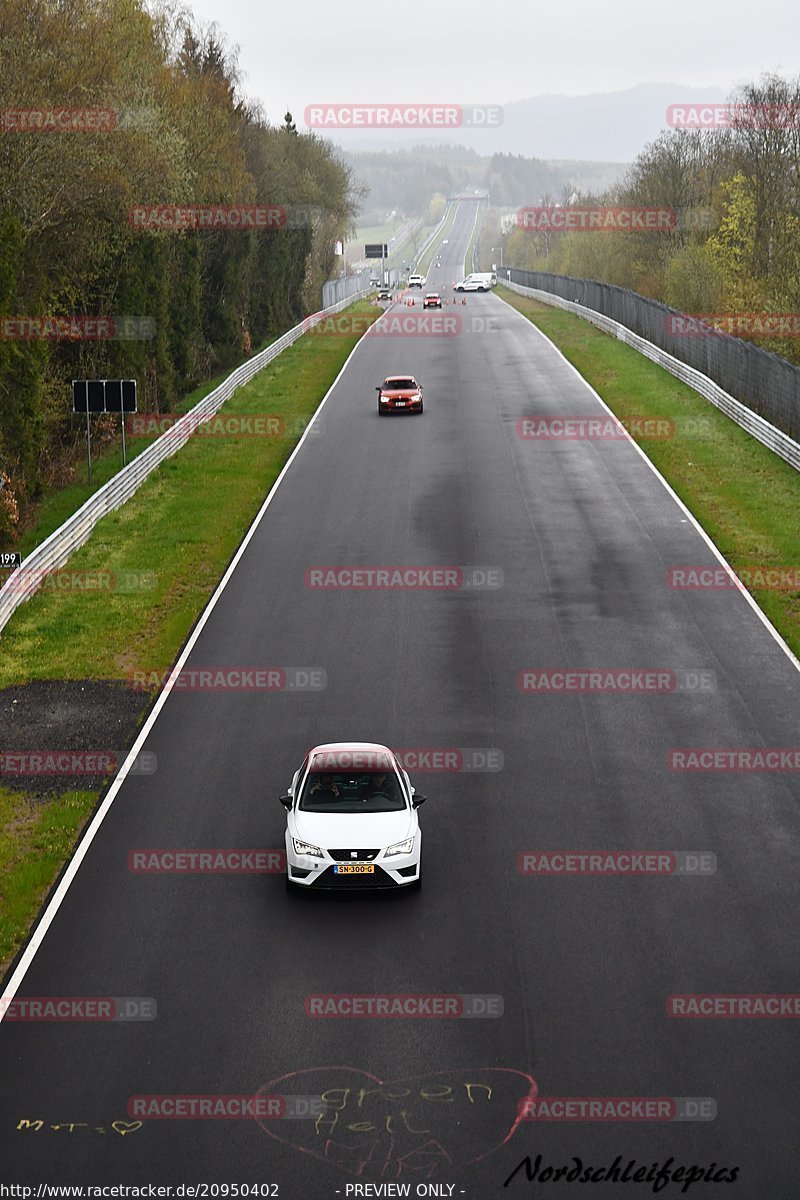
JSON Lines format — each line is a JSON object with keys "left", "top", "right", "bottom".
{"left": 329, "top": 83, "right": 728, "bottom": 162}
{"left": 339, "top": 144, "right": 628, "bottom": 219}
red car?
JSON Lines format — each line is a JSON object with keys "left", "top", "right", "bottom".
{"left": 423, "top": 293, "right": 443, "bottom": 309}
{"left": 376, "top": 375, "right": 424, "bottom": 416}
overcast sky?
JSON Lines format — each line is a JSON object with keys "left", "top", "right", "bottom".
{"left": 184, "top": 0, "right": 798, "bottom": 128}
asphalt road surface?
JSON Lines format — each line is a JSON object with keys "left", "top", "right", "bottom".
{"left": 1, "top": 200, "right": 799, "bottom": 1197}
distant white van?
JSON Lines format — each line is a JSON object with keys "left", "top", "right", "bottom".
{"left": 466, "top": 272, "right": 496, "bottom": 288}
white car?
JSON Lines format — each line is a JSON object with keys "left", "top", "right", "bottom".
{"left": 407, "top": 273, "right": 426, "bottom": 288}
{"left": 280, "top": 742, "right": 426, "bottom": 890}
{"left": 454, "top": 278, "right": 487, "bottom": 292}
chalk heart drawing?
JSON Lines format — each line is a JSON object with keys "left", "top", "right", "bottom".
{"left": 256, "top": 1067, "right": 537, "bottom": 1181}
{"left": 111, "top": 1120, "right": 143, "bottom": 1136}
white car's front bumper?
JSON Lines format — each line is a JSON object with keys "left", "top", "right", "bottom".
{"left": 285, "top": 831, "right": 421, "bottom": 888}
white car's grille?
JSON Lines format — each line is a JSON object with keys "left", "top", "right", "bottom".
{"left": 328, "top": 848, "right": 380, "bottom": 862}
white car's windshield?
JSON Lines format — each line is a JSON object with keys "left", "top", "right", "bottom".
{"left": 299, "top": 769, "right": 407, "bottom": 813}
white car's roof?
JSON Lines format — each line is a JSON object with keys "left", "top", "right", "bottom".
{"left": 309, "top": 741, "right": 392, "bottom": 755}
{"left": 307, "top": 741, "right": 396, "bottom": 770}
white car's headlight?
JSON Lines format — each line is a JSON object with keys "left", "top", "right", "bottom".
{"left": 385, "top": 837, "right": 414, "bottom": 858}
{"left": 292, "top": 837, "right": 323, "bottom": 858}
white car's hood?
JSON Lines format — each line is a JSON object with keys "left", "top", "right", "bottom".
{"left": 292, "top": 809, "right": 414, "bottom": 850}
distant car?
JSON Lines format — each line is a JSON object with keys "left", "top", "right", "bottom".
{"left": 408, "top": 273, "right": 425, "bottom": 288}
{"left": 377, "top": 287, "right": 392, "bottom": 301}
{"left": 280, "top": 741, "right": 426, "bottom": 890}
{"left": 423, "top": 293, "right": 442, "bottom": 309}
{"left": 370, "top": 276, "right": 380, "bottom": 286}
{"left": 442, "top": 239, "right": 449, "bottom": 244}
{"left": 455, "top": 278, "right": 487, "bottom": 292}
{"left": 376, "top": 375, "right": 423, "bottom": 415}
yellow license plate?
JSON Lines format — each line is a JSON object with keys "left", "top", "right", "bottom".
{"left": 334, "top": 864, "right": 374, "bottom": 874}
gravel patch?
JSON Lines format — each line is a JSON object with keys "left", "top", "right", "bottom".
{"left": 0, "top": 680, "right": 154, "bottom": 798}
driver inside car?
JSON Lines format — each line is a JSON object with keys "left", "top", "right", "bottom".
{"left": 309, "top": 773, "right": 340, "bottom": 798}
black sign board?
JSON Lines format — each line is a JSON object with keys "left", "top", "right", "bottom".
{"left": 72, "top": 379, "right": 137, "bottom": 480}
{"left": 0, "top": 552, "right": 21, "bottom": 569}
{"left": 364, "top": 243, "right": 388, "bottom": 259}
{"left": 72, "top": 379, "right": 137, "bottom": 414}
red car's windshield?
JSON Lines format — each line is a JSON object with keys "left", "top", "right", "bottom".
{"left": 384, "top": 379, "right": 417, "bottom": 391}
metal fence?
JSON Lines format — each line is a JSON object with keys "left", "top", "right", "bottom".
{"left": 505, "top": 268, "right": 800, "bottom": 444}
{"left": 503, "top": 278, "right": 800, "bottom": 475}
{"left": 0, "top": 287, "right": 369, "bottom": 635}
{"left": 322, "top": 269, "right": 372, "bottom": 309}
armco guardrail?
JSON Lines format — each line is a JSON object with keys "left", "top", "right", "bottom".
{"left": 504, "top": 267, "right": 800, "bottom": 445}
{"left": 0, "top": 288, "right": 368, "bottom": 635}
{"left": 503, "top": 278, "right": 800, "bottom": 475}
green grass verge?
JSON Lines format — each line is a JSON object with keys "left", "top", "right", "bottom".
{"left": 498, "top": 285, "right": 800, "bottom": 659}
{"left": 0, "top": 787, "right": 97, "bottom": 972}
{"left": 0, "top": 299, "right": 381, "bottom": 974}
{"left": 351, "top": 221, "right": 400, "bottom": 245}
